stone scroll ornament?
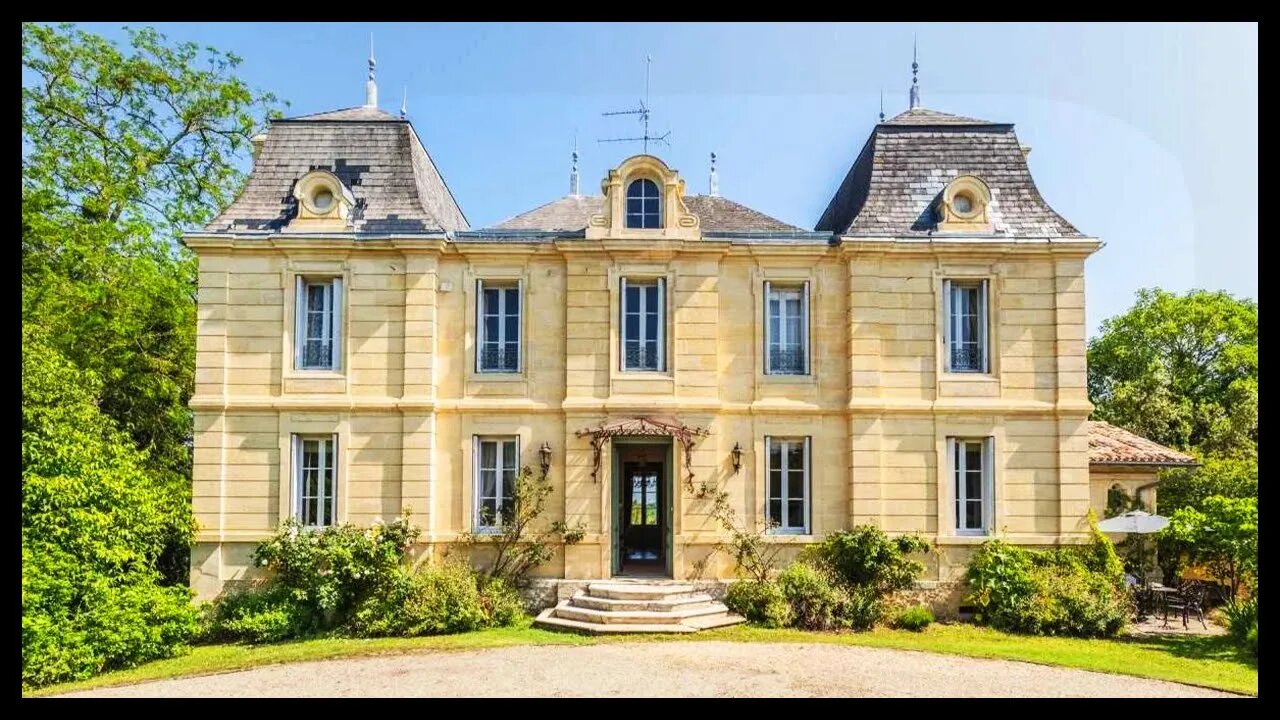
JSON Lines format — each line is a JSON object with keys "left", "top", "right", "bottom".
{"left": 574, "top": 416, "right": 709, "bottom": 490}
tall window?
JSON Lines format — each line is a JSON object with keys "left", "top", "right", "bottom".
{"left": 944, "top": 279, "right": 988, "bottom": 373}
{"left": 766, "top": 436, "right": 810, "bottom": 534}
{"left": 621, "top": 278, "right": 665, "bottom": 371}
{"left": 625, "top": 178, "right": 661, "bottom": 229}
{"left": 295, "top": 277, "right": 342, "bottom": 371}
{"left": 293, "top": 435, "right": 337, "bottom": 528}
{"left": 476, "top": 280, "right": 521, "bottom": 373}
{"left": 474, "top": 436, "right": 518, "bottom": 531}
{"left": 765, "top": 281, "right": 810, "bottom": 375}
{"left": 950, "top": 437, "right": 993, "bottom": 535}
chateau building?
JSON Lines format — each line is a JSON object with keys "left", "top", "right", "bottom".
{"left": 185, "top": 63, "right": 1195, "bottom": 607}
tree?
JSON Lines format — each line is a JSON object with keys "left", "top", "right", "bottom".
{"left": 1164, "top": 496, "right": 1257, "bottom": 599}
{"left": 460, "top": 467, "right": 585, "bottom": 586}
{"left": 22, "top": 330, "right": 200, "bottom": 689}
{"left": 1087, "top": 288, "right": 1257, "bottom": 458}
{"left": 22, "top": 23, "right": 281, "bottom": 582}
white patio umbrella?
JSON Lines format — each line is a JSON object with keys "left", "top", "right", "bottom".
{"left": 1097, "top": 510, "right": 1169, "bottom": 534}
{"left": 1098, "top": 510, "right": 1170, "bottom": 584}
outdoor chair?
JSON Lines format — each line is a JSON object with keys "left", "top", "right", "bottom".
{"left": 1163, "top": 581, "right": 1208, "bottom": 630}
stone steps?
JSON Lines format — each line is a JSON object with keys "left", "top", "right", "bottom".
{"left": 533, "top": 580, "right": 745, "bottom": 635}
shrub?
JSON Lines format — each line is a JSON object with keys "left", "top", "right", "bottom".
{"left": 203, "top": 586, "right": 305, "bottom": 644}
{"left": 207, "top": 515, "right": 421, "bottom": 642}
{"left": 1221, "top": 597, "right": 1258, "bottom": 657}
{"left": 478, "top": 577, "right": 527, "bottom": 627}
{"left": 777, "top": 563, "right": 852, "bottom": 631}
{"left": 351, "top": 563, "right": 489, "bottom": 637}
{"left": 724, "top": 580, "right": 792, "bottom": 628}
{"left": 22, "top": 334, "right": 199, "bottom": 689}
{"left": 801, "top": 525, "right": 931, "bottom": 598}
{"left": 894, "top": 605, "right": 934, "bottom": 631}
{"left": 966, "top": 537, "right": 1131, "bottom": 638}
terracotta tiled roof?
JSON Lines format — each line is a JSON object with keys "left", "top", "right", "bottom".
{"left": 1087, "top": 421, "right": 1198, "bottom": 466}
{"left": 815, "top": 105, "right": 1082, "bottom": 238}
{"left": 203, "top": 107, "right": 468, "bottom": 234}
{"left": 488, "top": 194, "right": 802, "bottom": 234}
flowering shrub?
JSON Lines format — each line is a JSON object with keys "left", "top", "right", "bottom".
{"left": 206, "top": 513, "right": 526, "bottom": 643}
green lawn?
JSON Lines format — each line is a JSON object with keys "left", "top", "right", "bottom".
{"left": 28, "top": 621, "right": 1257, "bottom": 697}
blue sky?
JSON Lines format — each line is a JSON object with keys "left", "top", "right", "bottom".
{"left": 72, "top": 22, "right": 1258, "bottom": 338}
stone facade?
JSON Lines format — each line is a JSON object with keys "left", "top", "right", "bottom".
{"left": 185, "top": 101, "right": 1188, "bottom": 603}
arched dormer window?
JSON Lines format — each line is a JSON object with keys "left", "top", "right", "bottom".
{"left": 625, "top": 178, "right": 662, "bottom": 229}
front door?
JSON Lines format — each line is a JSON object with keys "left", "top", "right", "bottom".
{"left": 619, "top": 454, "right": 666, "bottom": 575}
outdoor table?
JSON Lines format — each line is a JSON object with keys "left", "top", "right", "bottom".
{"left": 1149, "top": 585, "right": 1180, "bottom": 627}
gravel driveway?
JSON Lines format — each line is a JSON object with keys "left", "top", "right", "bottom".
{"left": 58, "top": 641, "right": 1235, "bottom": 698}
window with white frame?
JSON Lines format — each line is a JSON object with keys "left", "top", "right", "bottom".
{"left": 621, "top": 277, "right": 665, "bottom": 371}
{"left": 474, "top": 436, "right": 519, "bottom": 531}
{"left": 949, "top": 437, "right": 994, "bottom": 535}
{"left": 944, "top": 279, "right": 988, "bottom": 373}
{"left": 476, "top": 280, "right": 522, "bottom": 373}
{"left": 293, "top": 434, "right": 337, "bottom": 528}
{"left": 766, "top": 436, "right": 810, "bottom": 533}
{"left": 764, "top": 281, "right": 810, "bottom": 375}
{"left": 625, "top": 178, "right": 662, "bottom": 229}
{"left": 294, "top": 277, "right": 343, "bottom": 371}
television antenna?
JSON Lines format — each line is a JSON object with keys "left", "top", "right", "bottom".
{"left": 597, "top": 55, "right": 670, "bottom": 154}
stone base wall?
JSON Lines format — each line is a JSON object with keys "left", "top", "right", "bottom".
{"left": 889, "top": 580, "right": 971, "bottom": 621}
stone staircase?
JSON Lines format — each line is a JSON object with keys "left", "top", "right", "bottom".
{"left": 533, "top": 580, "right": 745, "bottom": 634}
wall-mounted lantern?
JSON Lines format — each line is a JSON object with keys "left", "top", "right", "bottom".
{"left": 731, "top": 442, "right": 743, "bottom": 475}
{"left": 539, "top": 441, "right": 553, "bottom": 478}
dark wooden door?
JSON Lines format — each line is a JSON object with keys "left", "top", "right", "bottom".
{"left": 621, "top": 460, "right": 663, "bottom": 569}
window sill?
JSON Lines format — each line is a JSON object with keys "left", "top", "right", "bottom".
{"left": 935, "top": 534, "right": 993, "bottom": 545}
{"left": 762, "top": 533, "right": 816, "bottom": 543}
{"left": 469, "top": 372, "right": 525, "bottom": 382}
{"left": 760, "top": 373, "right": 816, "bottom": 384}
{"left": 615, "top": 370, "right": 672, "bottom": 379}
{"left": 286, "top": 369, "right": 345, "bottom": 379}
{"left": 941, "top": 372, "right": 996, "bottom": 382}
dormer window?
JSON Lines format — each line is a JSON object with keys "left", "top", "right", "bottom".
{"left": 625, "top": 178, "right": 661, "bottom": 229}
{"left": 937, "top": 175, "right": 993, "bottom": 233}
{"left": 290, "top": 170, "right": 356, "bottom": 229}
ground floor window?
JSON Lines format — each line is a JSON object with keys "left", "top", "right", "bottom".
{"left": 293, "top": 434, "right": 337, "bottom": 528}
{"left": 950, "top": 436, "right": 993, "bottom": 535}
{"left": 474, "top": 436, "right": 519, "bottom": 531}
{"left": 766, "top": 436, "right": 810, "bottom": 534}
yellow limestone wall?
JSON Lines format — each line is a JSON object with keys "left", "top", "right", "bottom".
{"left": 187, "top": 232, "right": 1099, "bottom": 601}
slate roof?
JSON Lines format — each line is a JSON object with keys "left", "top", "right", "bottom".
{"left": 814, "top": 106, "right": 1082, "bottom": 238}
{"left": 203, "top": 107, "right": 468, "bottom": 233}
{"left": 488, "top": 194, "right": 802, "bottom": 234}
{"left": 1087, "top": 421, "right": 1198, "bottom": 466}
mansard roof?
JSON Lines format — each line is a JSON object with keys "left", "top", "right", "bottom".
{"left": 815, "top": 106, "right": 1082, "bottom": 238}
{"left": 203, "top": 107, "right": 468, "bottom": 234}
{"left": 488, "top": 194, "right": 803, "bottom": 234}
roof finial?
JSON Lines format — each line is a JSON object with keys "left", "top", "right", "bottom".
{"left": 709, "top": 152, "right": 719, "bottom": 197}
{"left": 400, "top": 85, "right": 407, "bottom": 118}
{"left": 365, "top": 33, "right": 378, "bottom": 108}
{"left": 570, "top": 135, "right": 580, "bottom": 196}
{"left": 879, "top": 89, "right": 885, "bottom": 122}
{"left": 909, "top": 34, "right": 921, "bottom": 110}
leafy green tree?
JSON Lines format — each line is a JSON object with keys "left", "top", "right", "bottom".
{"left": 22, "top": 22, "right": 281, "bottom": 581}
{"left": 1164, "top": 496, "right": 1257, "bottom": 599}
{"left": 1087, "top": 288, "right": 1257, "bottom": 458}
{"left": 1157, "top": 455, "right": 1258, "bottom": 515}
{"left": 22, "top": 330, "right": 199, "bottom": 689}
